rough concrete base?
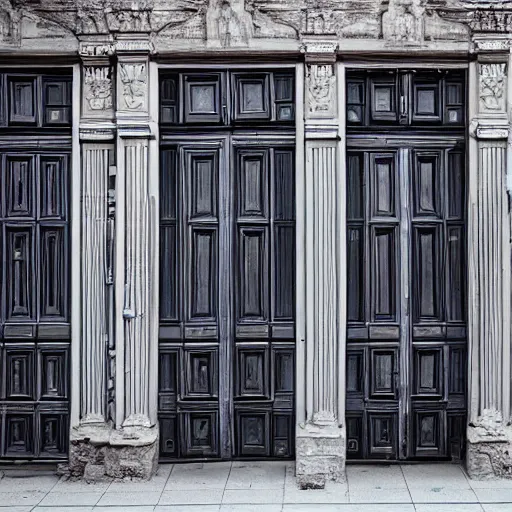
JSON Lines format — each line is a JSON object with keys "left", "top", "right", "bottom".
{"left": 467, "top": 424, "right": 512, "bottom": 480}
{"left": 66, "top": 423, "right": 159, "bottom": 482}
{"left": 295, "top": 422, "right": 346, "bottom": 489}
{"left": 466, "top": 416, "right": 512, "bottom": 480}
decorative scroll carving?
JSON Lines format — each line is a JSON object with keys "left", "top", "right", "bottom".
{"left": 84, "top": 67, "right": 113, "bottom": 113}
{"left": 480, "top": 63, "right": 506, "bottom": 112}
{"left": 119, "top": 63, "right": 147, "bottom": 111}
{"left": 306, "top": 64, "right": 336, "bottom": 118}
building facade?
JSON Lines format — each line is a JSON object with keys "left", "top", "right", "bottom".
{"left": 0, "top": 0, "right": 512, "bottom": 487}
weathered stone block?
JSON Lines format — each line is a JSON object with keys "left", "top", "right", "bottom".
{"left": 296, "top": 423, "right": 346, "bottom": 489}
{"left": 68, "top": 423, "right": 158, "bottom": 481}
{"left": 467, "top": 426, "right": 512, "bottom": 480}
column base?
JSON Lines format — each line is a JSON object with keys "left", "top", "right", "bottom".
{"left": 66, "top": 423, "right": 159, "bottom": 481}
{"left": 466, "top": 419, "right": 512, "bottom": 480}
{"left": 295, "top": 422, "right": 346, "bottom": 489}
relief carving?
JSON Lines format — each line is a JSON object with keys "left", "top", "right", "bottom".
{"left": 0, "top": 1, "right": 20, "bottom": 45}
{"left": 84, "top": 67, "right": 113, "bottom": 113}
{"left": 480, "top": 63, "right": 507, "bottom": 112}
{"left": 205, "top": 0, "right": 297, "bottom": 47}
{"left": 382, "top": 0, "right": 425, "bottom": 44}
{"left": 306, "top": 64, "right": 336, "bottom": 118}
{"left": 206, "top": 0, "right": 253, "bottom": 46}
{"left": 119, "top": 63, "right": 147, "bottom": 111}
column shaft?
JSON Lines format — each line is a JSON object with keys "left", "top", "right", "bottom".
{"left": 81, "top": 144, "right": 110, "bottom": 422}
{"left": 466, "top": 54, "right": 512, "bottom": 480}
{"left": 296, "top": 46, "right": 346, "bottom": 489}
{"left": 122, "top": 140, "right": 152, "bottom": 426}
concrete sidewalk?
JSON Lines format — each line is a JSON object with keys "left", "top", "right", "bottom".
{"left": 0, "top": 462, "right": 511, "bottom": 511}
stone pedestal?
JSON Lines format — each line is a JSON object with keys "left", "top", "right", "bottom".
{"left": 466, "top": 46, "right": 512, "bottom": 480}
{"left": 295, "top": 42, "right": 347, "bottom": 489}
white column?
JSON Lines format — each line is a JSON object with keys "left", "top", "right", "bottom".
{"left": 81, "top": 144, "right": 110, "bottom": 423}
{"left": 296, "top": 41, "right": 347, "bottom": 489}
{"left": 466, "top": 47, "right": 512, "bottom": 480}
{"left": 73, "top": 59, "right": 116, "bottom": 428}
{"left": 115, "top": 44, "right": 159, "bottom": 433}
{"left": 121, "top": 138, "right": 152, "bottom": 426}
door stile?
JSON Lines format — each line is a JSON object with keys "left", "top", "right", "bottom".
{"left": 216, "top": 134, "right": 233, "bottom": 459}
{"left": 398, "top": 147, "right": 411, "bottom": 459}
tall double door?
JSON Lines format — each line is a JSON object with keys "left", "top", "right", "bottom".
{"left": 345, "top": 69, "right": 467, "bottom": 460}
{"left": 158, "top": 134, "right": 296, "bottom": 459}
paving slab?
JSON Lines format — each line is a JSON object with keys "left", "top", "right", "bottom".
{"left": 0, "top": 490, "right": 47, "bottom": 506}
{"left": 415, "top": 504, "right": 484, "bottom": 512}
{"left": 159, "top": 489, "right": 224, "bottom": 505}
{"left": 408, "top": 486, "right": 479, "bottom": 503}
{"left": 348, "top": 487, "right": 412, "bottom": 504}
{"left": 226, "top": 461, "right": 286, "bottom": 489}
{"left": 96, "top": 491, "right": 162, "bottom": 507}
{"left": 347, "top": 465, "right": 407, "bottom": 489}
{"left": 155, "top": 506, "right": 220, "bottom": 512}
{"left": 34, "top": 508, "right": 95, "bottom": 512}
{"left": 284, "top": 482, "right": 349, "bottom": 504}
{"left": 0, "top": 474, "right": 58, "bottom": 492}
{"left": 283, "top": 505, "right": 416, "bottom": 512}
{"left": 220, "top": 505, "right": 283, "bottom": 512}
{"left": 94, "top": 507, "right": 156, "bottom": 512}
{"left": 165, "top": 462, "right": 231, "bottom": 490}
{"left": 482, "top": 505, "right": 512, "bottom": 512}
{"left": 222, "top": 488, "right": 284, "bottom": 504}
{"left": 38, "top": 490, "right": 104, "bottom": 507}
{"left": 0, "top": 507, "right": 34, "bottom": 512}
{"left": 473, "top": 488, "right": 512, "bottom": 503}
{"left": 402, "top": 464, "right": 469, "bottom": 488}
{"left": 52, "top": 477, "right": 113, "bottom": 493}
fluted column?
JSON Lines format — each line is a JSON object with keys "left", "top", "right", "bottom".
{"left": 466, "top": 46, "right": 512, "bottom": 479}
{"left": 68, "top": 47, "right": 118, "bottom": 479}
{"left": 296, "top": 40, "right": 347, "bottom": 489}
{"left": 121, "top": 139, "right": 152, "bottom": 426}
{"left": 81, "top": 145, "right": 110, "bottom": 422}
{"left": 114, "top": 38, "right": 159, "bottom": 448}
{"left": 73, "top": 57, "right": 115, "bottom": 428}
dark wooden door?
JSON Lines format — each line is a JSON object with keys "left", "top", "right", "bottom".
{"left": 158, "top": 69, "right": 295, "bottom": 460}
{"left": 345, "top": 70, "right": 467, "bottom": 460}
{"left": 0, "top": 70, "right": 72, "bottom": 460}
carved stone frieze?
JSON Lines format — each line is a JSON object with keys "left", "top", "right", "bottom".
{"left": 119, "top": 63, "right": 147, "bottom": 111}
{"left": 6, "top": 0, "right": 482, "bottom": 50}
{"left": 84, "top": 66, "right": 113, "bottom": 114}
{"left": 480, "top": 62, "right": 507, "bottom": 112}
{"left": 306, "top": 64, "right": 336, "bottom": 118}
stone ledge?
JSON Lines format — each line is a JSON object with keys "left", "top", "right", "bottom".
{"left": 296, "top": 423, "right": 346, "bottom": 489}
{"left": 65, "top": 423, "right": 159, "bottom": 482}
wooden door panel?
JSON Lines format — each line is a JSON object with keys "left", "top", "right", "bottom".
{"left": 1, "top": 151, "right": 71, "bottom": 461}
{"left": 346, "top": 141, "right": 467, "bottom": 461}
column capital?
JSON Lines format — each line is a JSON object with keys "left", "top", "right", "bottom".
{"left": 300, "top": 36, "right": 338, "bottom": 64}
